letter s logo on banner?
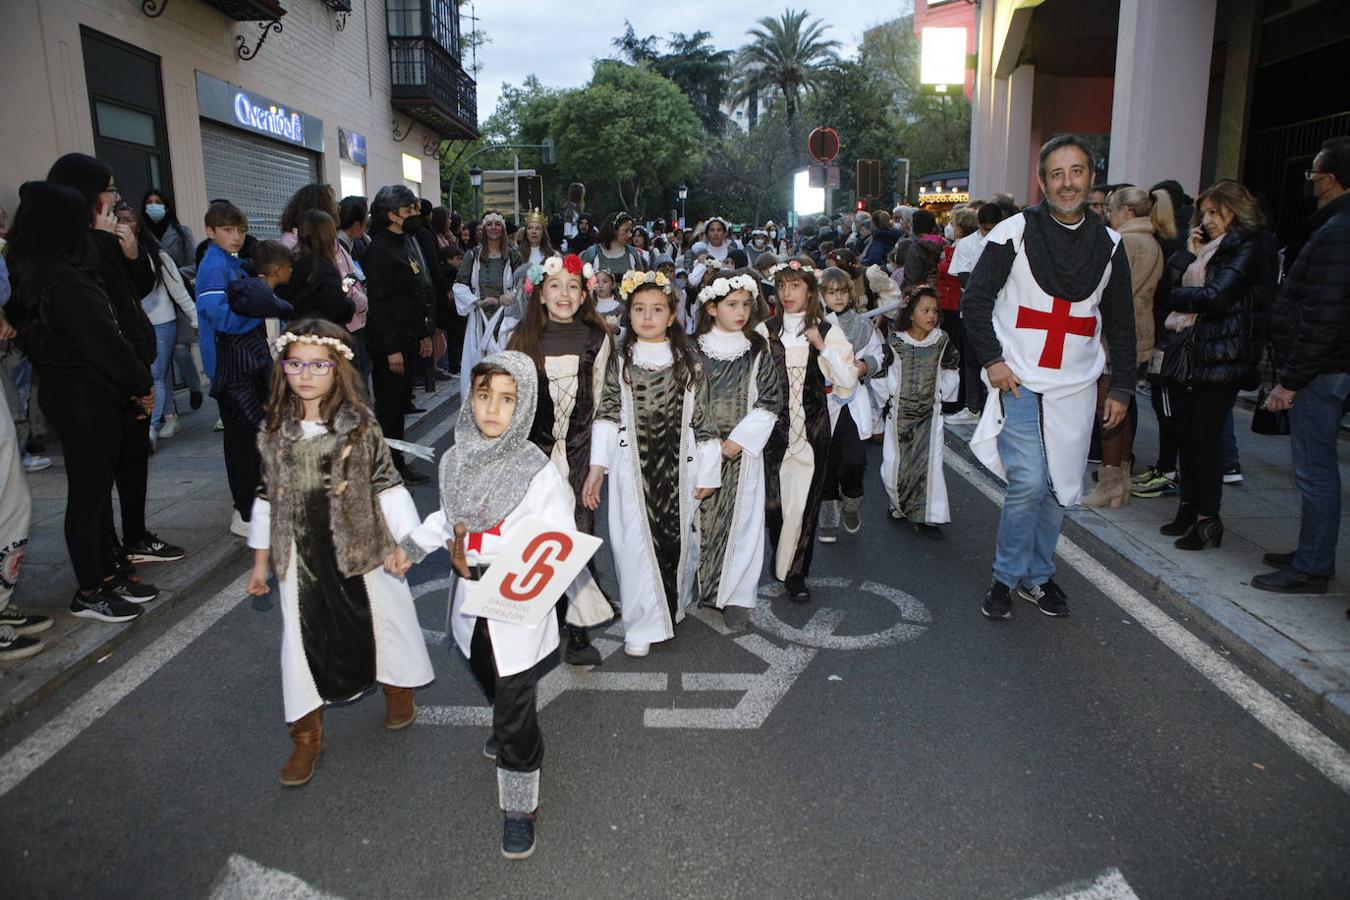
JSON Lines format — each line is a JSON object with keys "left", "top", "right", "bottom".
{"left": 499, "top": 532, "right": 574, "bottom": 602}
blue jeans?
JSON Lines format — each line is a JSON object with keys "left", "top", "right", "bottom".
{"left": 1289, "top": 372, "right": 1350, "bottom": 576}
{"left": 1219, "top": 408, "right": 1239, "bottom": 472}
{"left": 992, "top": 388, "right": 1065, "bottom": 589}
{"left": 150, "top": 321, "right": 177, "bottom": 431}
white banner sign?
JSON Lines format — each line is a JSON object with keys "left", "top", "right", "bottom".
{"left": 461, "top": 518, "right": 602, "bottom": 629}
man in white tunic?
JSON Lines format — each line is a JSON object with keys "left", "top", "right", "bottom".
{"left": 964, "top": 135, "right": 1135, "bottom": 620}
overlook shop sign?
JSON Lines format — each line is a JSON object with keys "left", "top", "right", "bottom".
{"left": 195, "top": 71, "right": 324, "bottom": 153}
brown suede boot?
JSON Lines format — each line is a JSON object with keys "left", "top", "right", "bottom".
{"left": 383, "top": 685, "right": 416, "bottom": 730}
{"left": 280, "top": 709, "right": 323, "bottom": 787}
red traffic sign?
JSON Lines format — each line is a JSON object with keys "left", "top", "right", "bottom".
{"left": 807, "top": 127, "right": 840, "bottom": 164}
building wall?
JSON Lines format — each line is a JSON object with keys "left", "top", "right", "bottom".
{"left": 0, "top": 0, "right": 445, "bottom": 233}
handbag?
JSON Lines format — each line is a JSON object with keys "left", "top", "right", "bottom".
{"left": 1159, "top": 326, "right": 1195, "bottom": 390}
{"left": 1252, "top": 348, "right": 1291, "bottom": 436}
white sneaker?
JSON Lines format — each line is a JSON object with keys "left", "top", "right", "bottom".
{"left": 623, "top": 641, "right": 650, "bottom": 658}
{"left": 229, "top": 510, "right": 250, "bottom": 538}
{"left": 944, "top": 409, "right": 980, "bottom": 425}
{"left": 158, "top": 414, "right": 181, "bottom": 439}
{"left": 22, "top": 454, "right": 51, "bottom": 473}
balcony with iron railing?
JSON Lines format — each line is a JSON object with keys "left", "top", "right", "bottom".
{"left": 388, "top": 35, "right": 479, "bottom": 141}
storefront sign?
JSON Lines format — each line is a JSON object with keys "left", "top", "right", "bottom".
{"left": 338, "top": 128, "right": 367, "bottom": 166}
{"left": 195, "top": 71, "right": 324, "bottom": 153}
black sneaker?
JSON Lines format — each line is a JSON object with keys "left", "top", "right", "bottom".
{"left": 0, "top": 604, "right": 54, "bottom": 636}
{"left": 1017, "top": 580, "right": 1070, "bottom": 617}
{"left": 189, "top": 390, "right": 203, "bottom": 410}
{"left": 123, "top": 532, "right": 186, "bottom": 564}
{"left": 502, "top": 812, "right": 537, "bottom": 860}
{"left": 108, "top": 575, "right": 160, "bottom": 604}
{"left": 483, "top": 736, "right": 499, "bottom": 761}
{"left": 981, "top": 581, "right": 1012, "bottom": 620}
{"left": 563, "top": 625, "right": 602, "bottom": 666}
{"left": 70, "top": 588, "right": 143, "bottom": 623}
{"left": 398, "top": 466, "right": 430, "bottom": 487}
{"left": 0, "top": 625, "right": 44, "bottom": 661}
{"left": 785, "top": 575, "right": 810, "bottom": 603}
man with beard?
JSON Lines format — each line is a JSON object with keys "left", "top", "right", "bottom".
{"left": 963, "top": 135, "right": 1135, "bottom": 621}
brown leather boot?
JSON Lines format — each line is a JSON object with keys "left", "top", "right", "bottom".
{"left": 383, "top": 685, "right": 416, "bottom": 730}
{"left": 280, "top": 709, "right": 322, "bottom": 787}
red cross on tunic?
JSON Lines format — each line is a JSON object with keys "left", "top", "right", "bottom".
{"left": 1015, "top": 298, "right": 1097, "bottom": 369}
{"left": 466, "top": 522, "right": 503, "bottom": 553}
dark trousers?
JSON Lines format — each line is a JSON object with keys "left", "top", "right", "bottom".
{"left": 108, "top": 410, "right": 150, "bottom": 546}
{"left": 960, "top": 315, "right": 987, "bottom": 414}
{"left": 39, "top": 377, "right": 121, "bottom": 591}
{"left": 446, "top": 310, "right": 467, "bottom": 373}
{"left": 469, "top": 617, "right": 547, "bottom": 774}
{"left": 1171, "top": 385, "right": 1238, "bottom": 517}
{"left": 941, "top": 311, "right": 966, "bottom": 414}
{"left": 1149, "top": 377, "right": 1178, "bottom": 472}
{"left": 370, "top": 335, "right": 417, "bottom": 467}
{"left": 822, "top": 406, "right": 866, "bottom": 500}
{"left": 220, "top": 405, "right": 261, "bottom": 519}
{"left": 1289, "top": 373, "right": 1350, "bottom": 576}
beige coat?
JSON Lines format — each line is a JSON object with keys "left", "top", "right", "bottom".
{"left": 1117, "top": 218, "right": 1163, "bottom": 363}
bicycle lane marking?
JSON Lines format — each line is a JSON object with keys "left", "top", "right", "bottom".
{"left": 944, "top": 449, "right": 1350, "bottom": 794}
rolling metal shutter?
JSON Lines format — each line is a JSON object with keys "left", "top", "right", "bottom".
{"left": 200, "top": 121, "right": 319, "bottom": 239}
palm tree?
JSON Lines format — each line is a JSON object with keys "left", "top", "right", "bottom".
{"left": 731, "top": 9, "right": 841, "bottom": 128}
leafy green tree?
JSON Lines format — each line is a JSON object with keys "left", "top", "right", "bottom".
{"left": 548, "top": 61, "right": 705, "bottom": 216}
{"left": 801, "top": 59, "right": 904, "bottom": 208}
{"left": 731, "top": 10, "right": 841, "bottom": 129}
{"left": 689, "top": 108, "right": 796, "bottom": 224}
{"left": 613, "top": 24, "right": 731, "bottom": 136}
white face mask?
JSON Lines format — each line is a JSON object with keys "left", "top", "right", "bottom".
{"left": 944, "top": 223, "right": 955, "bottom": 240}
{"left": 145, "top": 203, "right": 167, "bottom": 223}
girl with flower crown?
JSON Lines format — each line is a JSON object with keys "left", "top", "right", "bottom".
{"left": 453, "top": 211, "right": 521, "bottom": 400}
{"left": 581, "top": 271, "right": 723, "bottom": 656}
{"left": 759, "top": 258, "right": 860, "bottom": 602}
{"left": 508, "top": 254, "right": 616, "bottom": 664}
{"left": 245, "top": 318, "right": 433, "bottom": 789}
{"left": 691, "top": 269, "right": 783, "bottom": 631}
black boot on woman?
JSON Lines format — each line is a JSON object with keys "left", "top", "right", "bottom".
{"left": 1160, "top": 503, "right": 1197, "bottom": 536}
{"left": 1175, "top": 517, "right": 1223, "bottom": 551}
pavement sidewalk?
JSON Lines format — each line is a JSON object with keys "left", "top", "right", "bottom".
{"left": 947, "top": 386, "right": 1350, "bottom": 737}
{"left": 0, "top": 378, "right": 460, "bottom": 726}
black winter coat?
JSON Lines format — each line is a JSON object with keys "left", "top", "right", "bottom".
{"left": 364, "top": 228, "right": 432, "bottom": 355}
{"left": 1164, "top": 230, "right": 1275, "bottom": 391}
{"left": 1268, "top": 193, "right": 1350, "bottom": 390}
{"left": 282, "top": 256, "right": 356, "bottom": 325}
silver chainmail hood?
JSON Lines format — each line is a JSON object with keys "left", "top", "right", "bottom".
{"left": 437, "top": 350, "right": 550, "bottom": 532}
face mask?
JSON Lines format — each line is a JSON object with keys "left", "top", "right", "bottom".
{"left": 145, "top": 203, "right": 167, "bottom": 223}
{"left": 401, "top": 214, "right": 423, "bottom": 234}
{"left": 944, "top": 223, "right": 955, "bottom": 240}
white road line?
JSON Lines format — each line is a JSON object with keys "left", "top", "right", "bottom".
{"left": 1023, "top": 867, "right": 1139, "bottom": 900}
{"left": 407, "top": 396, "right": 459, "bottom": 448}
{"left": 209, "top": 854, "right": 343, "bottom": 900}
{"left": 946, "top": 450, "right": 1350, "bottom": 794}
{"left": 0, "top": 574, "right": 251, "bottom": 800}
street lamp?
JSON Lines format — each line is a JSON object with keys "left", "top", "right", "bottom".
{"left": 469, "top": 167, "right": 483, "bottom": 221}
{"left": 677, "top": 183, "right": 688, "bottom": 228}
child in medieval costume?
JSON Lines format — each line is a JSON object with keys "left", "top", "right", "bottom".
{"left": 582, "top": 270, "right": 722, "bottom": 656}
{"left": 454, "top": 211, "right": 521, "bottom": 400}
{"left": 872, "top": 287, "right": 960, "bottom": 537}
{"left": 391, "top": 351, "right": 602, "bottom": 860}
{"left": 592, "top": 270, "right": 623, "bottom": 337}
{"left": 759, "top": 260, "right": 859, "bottom": 602}
{"left": 246, "top": 318, "right": 434, "bottom": 788}
{"left": 692, "top": 270, "right": 783, "bottom": 631}
{"left": 817, "top": 267, "right": 883, "bottom": 543}
{"left": 508, "top": 254, "right": 615, "bottom": 665}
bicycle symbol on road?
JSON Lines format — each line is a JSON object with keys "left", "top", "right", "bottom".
{"left": 408, "top": 575, "right": 931, "bottom": 730}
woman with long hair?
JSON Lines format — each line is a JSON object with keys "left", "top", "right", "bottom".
{"left": 6, "top": 182, "right": 153, "bottom": 622}
{"left": 1158, "top": 180, "right": 1275, "bottom": 549}
{"left": 141, "top": 188, "right": 207, "bottom": 414}
{"left": 282, "top": 209, "right": 355, "bottom": 325}
{"left": 453, "top": 212, "right": 521, "bottom": 399}
{"left": 279, "top": 184, "right": 368, "bottom": 353}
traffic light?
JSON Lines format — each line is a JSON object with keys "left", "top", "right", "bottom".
{"left": 856, "top": 159, "right": 882, "bottom": 199}
{"left": 855, "top": 199, "right": 867, "bottom": 211}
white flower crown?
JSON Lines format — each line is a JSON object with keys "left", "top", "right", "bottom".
{"left": 481, "top": 212, "right": 506, "bottom": 227}
{"left": 767, "top": 259, "right": 817, "bottom": 278}
{"left": 697, "top": 273, "right": 760, "bottom": 304}
{"left": 273, "top": 332, "right": 355, "bottom": 361}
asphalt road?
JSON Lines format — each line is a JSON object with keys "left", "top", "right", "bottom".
{"left": 2, "top": 417, "right": 1347, "bottom": 899}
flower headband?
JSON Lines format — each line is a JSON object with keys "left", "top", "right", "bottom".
{"left": 273, "top": 332, "right": 355, "bottom": 361}
{"left": 698, "top": 273, "right": 759, "bottom": 304}
{"left": 481, "top": 211, "right": 505, "bottom": 227}
{"left": 523, "top": 254, "right": 597, "bottom": 296}
{"left": 767, "top": 259, "right": 817, "bottom": 279}
{"left": 619, "top": 269, "right": 671, "bottom": 300}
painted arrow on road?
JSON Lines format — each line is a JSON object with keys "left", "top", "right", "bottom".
{"left": 208, "top": 854, "right": 343, "bottom": 900}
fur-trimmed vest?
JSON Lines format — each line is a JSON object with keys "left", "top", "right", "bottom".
{"left": 256, "top": 402, "right": 401, "bottom": 579}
